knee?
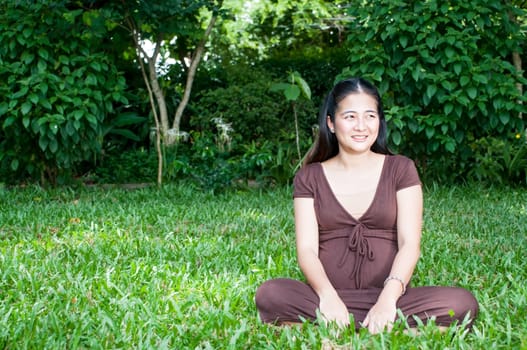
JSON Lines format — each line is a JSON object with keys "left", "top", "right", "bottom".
{"left": 255, "top": 279, "right": 285, "bottom": 314}
{"left": 449, "top": 288, "right": 479, "bottom": 327}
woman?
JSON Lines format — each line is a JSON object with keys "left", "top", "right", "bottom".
{"left": 255, "top": 77, "right": 478, "bottom": 334}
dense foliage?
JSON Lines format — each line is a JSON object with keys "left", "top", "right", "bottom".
{"left": 0, "top": 1, "right": 128, "bottom": 184}
{"left": 342, "top": 0, "right": 527, "bottom": 184}
{"left": 0, "top": 0, "right": 525, "bottom": 186}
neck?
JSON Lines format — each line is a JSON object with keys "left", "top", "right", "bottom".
{"left": 334, "top": 151, "right": 378, "bottom": 170}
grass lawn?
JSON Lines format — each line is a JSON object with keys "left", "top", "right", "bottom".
{"left": 0, "top": 183, "right": 526, "bottom": 349}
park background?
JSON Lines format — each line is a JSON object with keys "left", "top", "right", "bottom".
{"left": 1, "top": 0, "right": 526, "bottom": 348}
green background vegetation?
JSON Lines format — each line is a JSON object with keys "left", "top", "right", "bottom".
{"left": 0, "top": 0, "right": 525, "bottom": 187}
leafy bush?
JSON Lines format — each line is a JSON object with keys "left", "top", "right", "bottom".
{"left": 167, "top": 127, "right": 306, "bottom": 191}
{"left": 168, "top": 130, "right": 239, "bottom": 193}
{"left": 342, "top": 0, "right": 527, "bottom": 183}
{"left": 91, "top": 147, "right": 157, "bottom": 184}
{"left": 191, "top": 65, "right": 315, "bottom": 144}
{"left": 468, "top": 133, "right": 527, "bottom": 186}
{"left": 0, "top": 2, "right": 128, "bottom": 185}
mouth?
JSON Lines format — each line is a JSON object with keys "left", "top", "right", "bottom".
{"left": 351, "top": 135, "right": 368, "bottom": 141}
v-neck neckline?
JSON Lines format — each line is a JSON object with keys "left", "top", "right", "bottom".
{"left": 319, "top": 156, "right": 387, "bottom": 222}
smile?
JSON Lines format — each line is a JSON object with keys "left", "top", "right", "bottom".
{"left": 351, "top": 135, "right": 368, "bottom": 141}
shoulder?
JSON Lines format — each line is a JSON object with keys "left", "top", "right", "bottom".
{"left": 296, "top": 162, "right": 321, "bottom": 177}
{"left": 385, "top": 154, "right": 417, "bottom": 172}
{"left": 293, "top": 162, "right": 322, "bottom": 198}
{"left": 386, "top": 154, "right": 414, "bottom": 166}
{"left": 384, "top": 154, "right": 421, "bottom": 190}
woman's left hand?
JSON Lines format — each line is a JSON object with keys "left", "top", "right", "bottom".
{"left": 362, "top": 299, "right": 397, "bottom": 334}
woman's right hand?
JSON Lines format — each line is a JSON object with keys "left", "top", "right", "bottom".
{"left": 318, "top": 291, "right": 350, "bottom": 327}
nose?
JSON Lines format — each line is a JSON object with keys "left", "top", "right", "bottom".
{"left": 354, "top": 116, "right": 366, "bottom": 131}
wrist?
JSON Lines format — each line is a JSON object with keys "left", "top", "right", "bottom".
{"left": 383, "top": 276, "right": 406, "bottom": 296}
{"left": 316, "top": 286, "right": 339, "bottom": 299}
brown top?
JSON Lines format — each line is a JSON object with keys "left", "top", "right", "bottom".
{"left": 293, "top": 155, "right": 421, "bottom": 290}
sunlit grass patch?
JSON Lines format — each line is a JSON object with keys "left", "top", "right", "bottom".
{"left": 0, "top": 183, "right": 526, "bottom": 348}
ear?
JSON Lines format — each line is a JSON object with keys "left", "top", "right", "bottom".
{"left": 326, "top": 115, "right": 335, "bottom": 133}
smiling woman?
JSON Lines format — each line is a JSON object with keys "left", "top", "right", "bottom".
{"left": 255, "top": 77, "right": 479, "bottom": 334}
{"left": 327, "top": 92, "right": 380, "bottom": 156}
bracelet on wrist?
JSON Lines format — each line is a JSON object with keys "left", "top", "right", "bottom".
{"left": 383, "top": 275, "right": 406, "bottom": 296}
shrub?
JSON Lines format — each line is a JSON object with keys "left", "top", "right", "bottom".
{"left": 0, "top": 2, "right": 128, "bottom": 185}
{"left": 191, "top": 65, "right": 315, "bottom": 145}
{"left": 342, "top": 0, "right": 527, "bottom": 183}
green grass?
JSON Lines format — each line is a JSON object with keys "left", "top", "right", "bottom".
{"left": 0, "top": 183, "right": 526, "bottom": 349}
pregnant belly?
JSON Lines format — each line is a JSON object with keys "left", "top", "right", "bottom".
{"left": 319, "top": 237, "right": 397, "bottom": 290}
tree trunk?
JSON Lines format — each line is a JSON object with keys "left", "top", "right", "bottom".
{"left": 171, "top": 14, "right": 217, "bottom": 137}
{"left": 131, "top": 27, "right": 165, "bottom": 186}
{"left": 508, "top": 8, "right": 523, "bottom": 120}
{"left": 512, "top": 51, "right": 523, "bottom": 120}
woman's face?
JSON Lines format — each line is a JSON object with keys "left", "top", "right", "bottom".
{"left": 327, "top": 92, "right": 380, "bottom": 155}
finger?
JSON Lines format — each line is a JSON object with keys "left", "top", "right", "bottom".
{"left": 362, "top": 314, "right": 370, "bottom": 327}
{"left": 368, "top": 322, "right": 378, "bottom": 334}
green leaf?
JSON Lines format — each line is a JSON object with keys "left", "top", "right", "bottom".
{"left": 22, "top": 27, "right": 32, "bottom": 38}
{"left": 22, "top": 116, "right": 30, "bottom": 128}
{"left": 29, "top": 93, "right": 39, "bottom": 104}
{"left": 425, "top": 36, "right": 436, "bottom": 49}
{"left": 112, "top": 112, "right": 147, "bottom": 127}
{"left": 73, "top": 110, "right": 84, "bottom": 120}
{"left": 453, "top": 63, "right": 462, "bottom": 75}
{"left": 37, "top": 60, "right": 47, "bottom": 72}
{"left": 109, "top": 129, "right": 141, "bottom": 141}
{"left": 445, "top": 139, "right": 456, "bottom": 153}
{"left": 499, "top": 114, "right": 510, "bottom": 125}
{"left": 270, "top": 83, "right": 289, "bottom": 92}
{"left": 39, "top": 83, "right": 49, "bottom": 95}
{"left": 426, "top": 85, "right": 437, "bottom": 99}
{"left": 291, "top": 72, "right": 311, "bottom": 100}
{"left": 39, "top": 136, "right": 49, "bottom": 151}
{"left": 3, "top": 116, "right": 15, "bottom": 129}
{"left": 0, "top": 103, "right": 8, "bottom": 117}
{"left": 86, "top": 73, "right": 97, "bottom": 85}
{"left": 391, "top": 130, "right": 402, "bottom": 145}
{"left": 425, "top": 127, "right": 435, "bottom": 138}
{"left": 21, "top": 102, "right": 32, "bottom": 115}
{"left": 460, "top": 76, "right": 470, "bottom": 87}
{"left": 399, "top": 36, "right": 408, "bottom": 48}
{"left": 467, "top": 87, "right": 477, "bottom": 99}
{"left": 474, "top": 74, "right": 488, "bottom": 84}
{"left": 10, "top": 158, "right": 18, "bottom": 171}
{"left": 445, "top": 47, "right": 455, "bottom": 59}
{"left": 40, "top": 99, "right": 52, "bottom": 110}
{"left": 444, "top": 103, "right": 454, "bottom": 115}
{"left": 12, "top": 86, "right": 29, "bottom": 99}
{"left": 90, "top": 61, "right": 101, "bottom": 72}
{"left": 49, "top": 138, "right": 58, "bottom": 153}
{"left": 284, "top": 85, "right": 300, "bottom": 101}
{"left": 21, "top": 51, "right": 35, "bottom": 64}
{"left": 38, "top": 48, "right": 49, "bottom": 60}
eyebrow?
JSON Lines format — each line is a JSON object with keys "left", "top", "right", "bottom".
{"left": 340, "top": 109, "right": 378, "bottom": 114}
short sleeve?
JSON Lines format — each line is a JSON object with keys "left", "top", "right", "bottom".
{"left": 293, "top": 163, "right": 318, "bottom": 198}
{"left": 393, "top": 155, "right": 421, "bottom": 191}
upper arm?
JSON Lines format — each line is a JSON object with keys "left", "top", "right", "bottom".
{"left": 293, "top": 197, "right": 319, "bottom": 257}
{"left": 396, "top": 185, "right": 423, "bottom": 250}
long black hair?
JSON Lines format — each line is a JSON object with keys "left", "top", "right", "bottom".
{"left": 304, "top": 77, "right": 392, "bottom": 165}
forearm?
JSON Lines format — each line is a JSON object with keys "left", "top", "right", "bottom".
{"left": 378, "top": 245, "right": 420, "bottom": 302}
{"left": 297, "top": 249, "right": 338, "bottom": 298}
